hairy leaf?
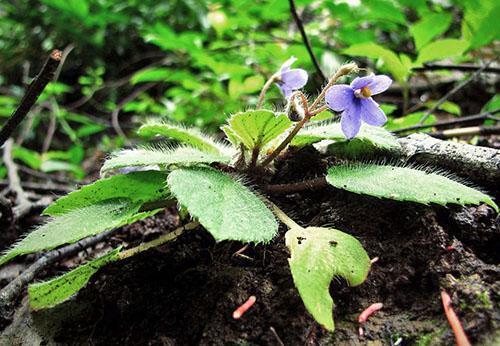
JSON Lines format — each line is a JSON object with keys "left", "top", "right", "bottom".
{"left": 44, "top": 171, "right": 169, "bottom": 216}
{"left": 0, "top": 199, "right": 141, "bottom": 266}
{"left": 292, "top": 122, "right": 400, "bottom": 151}
{"left": 167, "top": 167, "right": 278, "bottom": 242}
{"left": 100, "top": 146, "right": 230, "bottom": 174}
{"left": 138, "top": 122, "right": 230, "bottom": 155}
{"left": 286, "top": 226, "right": 370, "bottom": 331}
{"left": 222, "top": 110, "right": 292, "bottom": 150}
{"left": 28, "top": 248, "right": 122, "bottom": 310}
{"left": 326, "top": 164, "right": 498, "bottom": 211}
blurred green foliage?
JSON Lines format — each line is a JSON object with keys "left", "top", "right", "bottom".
{"left": 0, "top": 0, "right": 498, "bottom": 179}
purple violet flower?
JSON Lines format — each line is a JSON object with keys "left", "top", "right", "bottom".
{"left": 276, "top": 57, "right": 308, "bottom": 99}
{"left": 325, "top": 74, "right": 392, "bottom": 139}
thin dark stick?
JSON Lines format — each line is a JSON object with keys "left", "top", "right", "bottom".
{"left": 418, "top": 63, "right": 489, "bottom": 125}
{"left": 0, "top": 50, "right": 61, "bottom": 147}
{"left": 264, "top": 177, "right": 328, "bottom": 194}
{"left": 111, "top": 82, "right": 156, "bottom": 140}
{"left": 414, "top": 63, "right": 500, "bottom": 74}
{"left": 288, "top": 0, "right": 326, "bottom": 83}
{"left": 393, "top": 109, "right": 500, "bottom": 134}
{"left": 0, "top": 180, "right": 73, "bottom": 193}
{"left": 0, "top": 228, "right": 119, "bottom": 320}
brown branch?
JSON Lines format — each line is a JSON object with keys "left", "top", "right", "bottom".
{"left": 429, "top": 125, "right": 500, "bottom": 139}
{"left": 0, "top": 228, "right": 119, "bottom": 322}
{"left": 264, "top": 177, "right": 328, "bottom": 194}
{"left": 288, "top": 0, "right": 326, "bottom": 83}
{"left": 393, "top": 109, "right": 500, "bottom": 134}
{"left": 414, "top": 63, "right": 500, "bottom": 74}
{"left": 0, "top": 50, "right": 61, "bottom": 147}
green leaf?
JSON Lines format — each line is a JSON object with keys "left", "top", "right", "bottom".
{"left": 44, "top": 171, "right": 169, "bottom": 216}
{"left": 482, "top": 94, "right": 500, "bottom": 113}
{"left": 28, "top": 248, "right": 121, "bottom": 310}
{"left": 425, "top": 100, "right": 461, "bottom": 116}
{"left": 131, "top": 67, "right": 171, "bottom": 84}
{"left": 385, "top": 112, "right": 436, "bottom": 131}
{"left": 326, "top": 164, "right": 498, "bottom": 211}
{"left": 100, "top": 146, "right": 230, "bottom": 175}
{"left": 415, "top": 39, "right": 469, "bottom": 65}
{"left": 167, "top": 167, "right": 278, "bottom": 242}
{"left": 228, "top": 75, "right": 265, "bottom": 99}
{"left": 410, "top": 13, "right": 453, "bottom": 51}
{"left": 138, "top": 122, "right": 230, "bottom": 155}
{"left": 0, "top": 199, "right": 141, "bottom": 267}
{"left": 285, "top": 226, "right": 370, "bottom": 331}
{"left": 292, "top": 122, "right": 400, "bottom": 151}
{"left": 222, "top": 110, "right": 292, "bottom": 150}
{"left": 342, "top": 42, "right": 409, "bottom": 83}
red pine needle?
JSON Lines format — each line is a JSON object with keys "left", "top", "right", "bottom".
{"left": 441, "top": 290, "right": 472, "bottom": 346}
{"left": 233, "top": 295, "right": 256, "bottom": 319}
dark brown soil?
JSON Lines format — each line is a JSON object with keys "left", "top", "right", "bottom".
{"left": 1, "top": 151, "right": 499, "bottom": 345}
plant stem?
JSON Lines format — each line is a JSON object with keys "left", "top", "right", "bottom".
{"left": 256, "top": 74, "right": 277, "bottom": 108}
{"left": 288, "top": 0, "right": 326, "bottom": 82}
{"left": 261, "top": 64, "right": 357, "bottom": 167}
{"left": 118, "top": 221, "right": 199, "bottom": 260}
{"left": 309, "top": 63, "right": 358, "bottom": 112}
{"left": 260, "top": 113, "right": 311, "bottom": 167}
{"left": 268, "top": 200, "right": 301, "bottom": 230}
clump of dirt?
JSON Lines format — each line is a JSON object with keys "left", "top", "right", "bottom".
{"left": 1, "top": 151, "right": 499, "bottom": 345}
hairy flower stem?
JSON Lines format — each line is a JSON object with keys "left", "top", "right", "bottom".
{"left": 118, "top": 221, "right": 199, "bottom": 260}
{"left": 268, "top": 200, "right": 301, "bottom": 230}
{"left": 256, "top": 74, "right": 278, "bottom": 108}
{"left": 309, "top": 63, "right": 359, "bottom": 113}
{"left": 260, "top": 113, "right": 311, "bottom": 167}
{"left": 260, "top": 64, "right": 358, "bottom": 167}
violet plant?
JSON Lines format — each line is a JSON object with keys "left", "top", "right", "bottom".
{"left": 1, "top": 59, "right": 497, "bottom": 331}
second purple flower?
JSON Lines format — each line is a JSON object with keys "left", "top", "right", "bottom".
{"left": 275, "top": 57, "right": 308, "bottom": 99}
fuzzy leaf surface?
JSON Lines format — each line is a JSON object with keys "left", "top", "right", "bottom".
{"left": 326, "top": 164, "right": 498, "bottom": 211}
{"left": 285, "top": 226, "right": 370, "bottom": 331}
{"left": 222, "top": 110, "right": 292, "bottom": 150}
{"left": 44, "top": 171, "right": 169, "bottom": 216}
{"left": 100, "top": 147, "right": 230, "bottom": 174}
{"left": 28, "top": 248, "right": 121, "bottom": 309}
{"left": 138, "top": 122, "right": 229, "bottom": 155}
{"left": 292, "top": 122, "right": 399, "bottom": 151}
{"left": 0, "top": 199, "right": 141, "bottom": 266}
{"left": 167, "top": 167, "right": 277, "bottom": 242}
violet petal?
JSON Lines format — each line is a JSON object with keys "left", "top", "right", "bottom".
{"left": 341, "top": 105, "right": 362, "bottom": 139}
{"left": 350, "top": 75, "right": 375, "bottom": 90}
{"left": 360, "top": 98, "right": 387, "bottom": 126}
{"left": 280, "top": 57, "right": 297, "bottom": 73}
{"left": 281, "top": 69, "right": 308, "bottom": 89}
{"left": 367, "top": 75, "right": 392, "bottom": 95}
{"left": 325, "top": 85, "right": 354, "bottom": 112}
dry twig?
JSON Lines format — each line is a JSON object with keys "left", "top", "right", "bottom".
{"left": 0, "top": 50, "right": 61, "bottom": 147}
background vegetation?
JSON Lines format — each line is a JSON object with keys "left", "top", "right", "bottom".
{"left": 0, "top": 0, "right": 498, "bottom": 180}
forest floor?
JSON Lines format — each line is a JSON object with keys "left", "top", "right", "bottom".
{"left": 0, "top": 146, "right": 499, "bottom": 346}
